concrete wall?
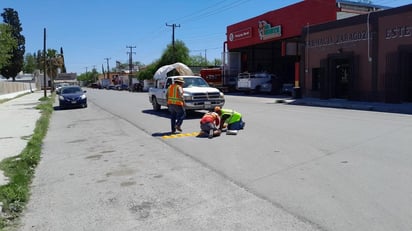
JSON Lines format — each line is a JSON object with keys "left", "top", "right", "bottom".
{"left": 0, "top": 82, "right": 38, "bottom": 100}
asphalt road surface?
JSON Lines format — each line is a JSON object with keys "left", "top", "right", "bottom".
{"left": 17, "top": 89, "right": 412, "bottom": 231}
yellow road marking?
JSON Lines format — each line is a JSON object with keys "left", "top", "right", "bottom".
{"left": 162, "top": 132, "right": 200, "bottom": 139}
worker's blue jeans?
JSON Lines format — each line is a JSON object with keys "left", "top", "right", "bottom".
{"left": 168, "top": 104, "right": 185, "bottom": 133}
{"left": 228, "top": 119, "right": 245, "bottom": 130}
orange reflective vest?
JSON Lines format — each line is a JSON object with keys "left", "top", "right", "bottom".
{"left": 167, "top": 84, "right": 184, "bottom": 106}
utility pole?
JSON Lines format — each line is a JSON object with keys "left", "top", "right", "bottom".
{"left": 43, "top": 28, "right": 47, "bottom": 98}
{"left": 204, "top": 49, "right": 207, "bottom": 65}
{"left": 92, "top": 65, "right": 97, "bottom": 83}
{"left": 104, "top": 58, "right": 111, "bottom": 79}
{"left": 166, "top": 23, "right": 180, "bottom": 62}
{"left": 126, "top": 45, "right": 136, "bottom": 90}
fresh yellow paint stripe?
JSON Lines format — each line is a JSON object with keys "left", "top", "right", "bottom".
{"left": 162, "top": 132, "right": 200, "bottom": 139}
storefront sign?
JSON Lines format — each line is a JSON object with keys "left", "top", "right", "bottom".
{"left": 229, "top": 27, "right": 252, "bottom": 42}
{"left": 385, "top": 25, "right": 412, "bottom": 40}
{"left": 258, "top": 20, "right": 281, "bottom": 40}
{"left": 308, "top": 30, "right": 370, "bottom": 48}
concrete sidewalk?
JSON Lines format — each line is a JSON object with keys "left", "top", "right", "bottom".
{"left": 0, "top": 90, "right": 46, "bottom": 185}
{"left": 286, "top": 97, "right": 412, "bottom": 115}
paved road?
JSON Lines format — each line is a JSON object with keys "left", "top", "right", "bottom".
{"left": 17, "top": 90, "right": 320, "bottom": 231}
{"left": 4, "top": 89, "right": 412, "bottom": 231}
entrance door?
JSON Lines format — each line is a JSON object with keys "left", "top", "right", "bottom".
{"left": 326, "top": 53, "right": 354, "bottom": 99}
{"left": 403, "top": 53, "right": 412, "bottom": 102}
{"left": 335, "top": 59, "right": 350, "bottom": 98}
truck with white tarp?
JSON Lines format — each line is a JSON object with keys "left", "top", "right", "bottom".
{"left": 148, "top": 62, "right": 225, "bottom": 111}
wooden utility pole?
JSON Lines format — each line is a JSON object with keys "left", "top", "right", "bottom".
{"left": 104, "top": 58, "right": 111, "bottom": 79}
{"left": 43, "top": 28, "right": 47, "bottom": 98}
{"left": 126, "top": 45, "right": 136, "bottom": 89}
{"left": 166, "top": 23, "right": 180, "bottom": 62}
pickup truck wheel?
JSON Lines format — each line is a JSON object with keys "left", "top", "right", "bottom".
{"left": 152, "top": 96, "right": 161, "bottom": 111}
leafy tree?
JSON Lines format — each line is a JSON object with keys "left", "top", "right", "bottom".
{"left": 211, "top": 58, "right": 222, "bottom": 66}
{"left": 60, "top": 47, "right": 66, "bottom": 73}
{"left": 44, "top": 49, "right": 64, "bottom": 79}
{"left": 188, "top": 55, "right": 207, "bottom": 66}
{"left": 23, "top": 53, "right": 37, "bottom": 73}
{"left": 137, "top": 40, "right": 222, "bottom": 80}
{"left": 0, "top": 23, "right": 17, "bottom": 70}
{"left": 36, "top": 50, "right": 43, "bottom": 71}
{"left": 77, "top": 68, "right": 98, "bottom": 85}
{"left": 158, "top": 40, "right": 190, "bottom": 67}
{"left": 1, "top": 8, "right": 25, "bottom": 81}
{"left": 137, "top": 62, "right": 158, "bottom": 80}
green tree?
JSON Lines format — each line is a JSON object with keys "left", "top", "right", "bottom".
{"left": 23, "top": 53, "right": 37, "bottom": 73}
{"left": 36, "top": 48, "right": 63, "bottom": 90}
{"left": 158, "top": 40, "right": 190, "bottom": 67}
{"left": 211, "top": 58, "right": 222, "bottom": 66}
{"left": 60, "top": 47, "right": 67, "bottom": 73}
{"left": 45, "top": 49, "right": 64, "bottom": 79}
{"left": 77, "top": 68, "right": 98, "bottom": 85}
{"left": 137, "top": 62, "right": 158, "bottom": 80}
{"left": 188, "top": 54, "right": 207, "bottom": 66}
{"left": 0, "top": 23, "right": 17, "bottom": 70}
{"left": 1, "top": 8, "right": 25, "bottom": 81}
{"left": 36, "top": 50, "right": 43, "bottom": 71}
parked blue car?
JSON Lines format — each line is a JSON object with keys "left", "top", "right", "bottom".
{"left": 58, "top": 86, "right": 87, "bottom": 109}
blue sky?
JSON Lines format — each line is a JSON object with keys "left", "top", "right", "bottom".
{"left": 2, "top": 0, "right": 410, "bottom": 74}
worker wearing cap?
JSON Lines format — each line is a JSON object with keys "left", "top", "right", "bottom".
{"left": 167, "top": 77, "right": 185, "bottom": 134}
{"left": 199, "top": 111, "right": 221, "bottom": 138}
{"left": 214, "top": 106, "right": 245, "bottom": 131}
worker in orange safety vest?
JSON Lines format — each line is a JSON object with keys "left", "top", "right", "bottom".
{"left": 166, "top": 77, "right": 185, "bottom": 134}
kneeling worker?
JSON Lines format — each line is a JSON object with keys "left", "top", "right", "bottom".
{"left": 214, "top": 106, "right": 245, "bottom": 133}
{"left": 199, "top": 111, "right": 221, "bottom": 138}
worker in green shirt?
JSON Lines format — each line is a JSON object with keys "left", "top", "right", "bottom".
{"left": 214, "top": 106, "right": 245, "bottom": 131}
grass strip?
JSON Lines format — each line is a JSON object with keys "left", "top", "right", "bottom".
{"left": 0, "top": 94, "right": 53, "bottom": 230}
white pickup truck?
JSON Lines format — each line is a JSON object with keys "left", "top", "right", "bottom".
{"left": 148, "top": 63, "right": 225, "bottom": 111}
{"left": 236, "top": 72, "right": 273, "bottom": 93}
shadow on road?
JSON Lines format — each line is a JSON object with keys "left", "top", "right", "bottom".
{"left": 141, "top": 109, "right": 205, "bottom": 120}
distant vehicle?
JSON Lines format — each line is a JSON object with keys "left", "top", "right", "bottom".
{"left": 131, "top": 82, "right": 143, "bottom": 92}
{"left": 55, "top": 83, "right": 70, "bottom": 94}
{"left": 106, "top": 85, "right": 116, "bottom": 90}
{"left": 199, "top": 67, "right": 237, "bottom": 92}
{"left": 115, "top": 84, "right": 128, "bottom": 90}
{"left": 260, "top": 80, "right": 273, "bottom": 93}
{"left": 282, "top": 83, "right": 294, "bottom": 96}
{"left": 148, "top": 63, "right": 225, "bottom": 111}
{"left": 89, "top": 83, "right": 100, "bottom": 89}
{"left": 99, "top": 79, "right": 111, "bottom": 89}
{"left": 57, "top": 86, "right": 87, "bottom": 109}
{"left": 236, "top": 72, "right": 274, "bottom": 93}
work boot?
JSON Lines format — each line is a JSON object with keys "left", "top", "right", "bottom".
{"left": 176, "top": 125, "right": 182, "bottom": 132}
{"left": 208, "top": 129, "right": 214, "bottom": 139}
